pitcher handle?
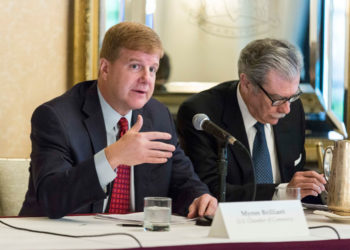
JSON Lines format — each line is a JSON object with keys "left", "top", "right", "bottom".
{"left": 323, "top": 146, "right": 334, "bottom": 182}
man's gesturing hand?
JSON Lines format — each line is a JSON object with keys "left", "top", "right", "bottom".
{"left": 105, "top": 115, "right": 176, "bottom": 169}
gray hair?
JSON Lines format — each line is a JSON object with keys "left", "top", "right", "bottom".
{"left": 238, "top": 38, "right": 303, "bottom": 86}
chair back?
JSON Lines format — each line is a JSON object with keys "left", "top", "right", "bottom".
{"left": 0, "top": 158, "right": 30, "bottom": 216}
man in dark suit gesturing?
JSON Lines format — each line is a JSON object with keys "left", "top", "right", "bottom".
{"left": 20, "top": 22, "right": 217, "bottom": 219}
{"left": 177, "top": 39, "right": 326, "bottom": 202}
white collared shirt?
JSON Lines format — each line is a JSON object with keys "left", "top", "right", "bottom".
{"left": 94, "top": 87, "right": 135, "bottom": 212}
{"left": 236, "top": 83, "right": 281, "bottom": 184}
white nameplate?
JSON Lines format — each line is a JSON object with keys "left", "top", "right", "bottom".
{"left": 209, "top": 200, "right": 309, "bottom": 240}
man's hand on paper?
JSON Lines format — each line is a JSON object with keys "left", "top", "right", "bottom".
{"left": 288, "top": 171, "right": 326, "bottom": 198}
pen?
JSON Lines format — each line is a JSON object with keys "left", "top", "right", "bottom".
{"left": 120, "top": 223, "right": 143, "bottom": 227}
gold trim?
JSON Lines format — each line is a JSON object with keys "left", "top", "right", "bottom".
{"left": 346, "top": 1, "right": 350, "bottom": 136}
{"left": 73, "top": 0, "right": 86, "bottom": 85}
{"left": 91, "top": 0, "right": 99, "bottom": 80}
{"left": 73, "top": 0, "right": 99, "bottom": 85}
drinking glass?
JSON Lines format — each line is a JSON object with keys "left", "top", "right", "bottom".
{"left": 143, "top": 197, "right": 171, "bottom": 231}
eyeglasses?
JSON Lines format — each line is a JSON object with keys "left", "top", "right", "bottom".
{"left": 256, "top": 84, "right": 303, "bottom": 106}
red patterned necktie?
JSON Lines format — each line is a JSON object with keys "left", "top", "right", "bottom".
{"left": 108, "top": 117, "right": 130, "bottom": 214}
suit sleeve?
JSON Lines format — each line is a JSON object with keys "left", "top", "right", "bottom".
{"left": 30, "top": 104, "right": 106, "bottom": 218}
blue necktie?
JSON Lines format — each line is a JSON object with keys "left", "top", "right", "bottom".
{"left": 253, "top": 122, "right": 273, "bottom": 183}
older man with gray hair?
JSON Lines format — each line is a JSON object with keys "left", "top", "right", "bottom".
{"left": 177, "top": 38, "right": 326, "bottom": 202}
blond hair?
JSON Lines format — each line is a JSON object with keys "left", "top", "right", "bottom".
{"left": 100, "top": 22, "right": 163, "bottom": 61}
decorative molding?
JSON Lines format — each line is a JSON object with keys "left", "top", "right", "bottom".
{"left": 186, "top": 0, "right": 279, "bottom": 38}
{"left": 346, "top": 1, "right": 350, "bottom": 136}
{"left": 73, "top": 0, "right": 99, "bottom": 85}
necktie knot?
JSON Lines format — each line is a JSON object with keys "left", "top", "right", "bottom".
{"left": 118, "top": 117, "right": 129, "bottom": 137}
{"left": 254, "top": 122, "right": 265, "bottom": 132}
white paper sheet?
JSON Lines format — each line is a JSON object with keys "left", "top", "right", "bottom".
{"left": 95, "top": 212, "right": 197, "bottom": 224}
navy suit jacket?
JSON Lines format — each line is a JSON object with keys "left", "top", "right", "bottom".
{"left": 20, "top": 80, "right": 209, "bottom": 218}
{"left": 177, "top": 81, "right": 306, "bottom": 201}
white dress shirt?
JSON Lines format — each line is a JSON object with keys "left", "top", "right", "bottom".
{"left": 236, "top": 83, "right": 281, "bottom": 184}
{"left": 93, "top": 87, "right": 135, "bottom": 212}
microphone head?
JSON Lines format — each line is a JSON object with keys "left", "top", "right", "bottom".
{"left": 192, "top": 113, "right": 209, "bottom": 130}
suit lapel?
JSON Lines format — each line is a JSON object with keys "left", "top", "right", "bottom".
{"left": 132, "top": 108, "right": 152, "bottom": 132}
{"left": 222, "top": 82, "right": 250, "bottom": 148}
{"left": 219, "top": 82, "right": 253, "bottom": 182}
{"left": 220, "top": 82, "right": 256, "bottom": 188}
{"left": 79, "top": 82, "right": 107, "bottom": 212}
{"left": 82, "top": 82, "right": 107, "bottom": 154}
{"left": 273, "top": 123, "right": 289, "bottom": 182}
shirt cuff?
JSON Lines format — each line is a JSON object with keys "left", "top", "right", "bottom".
{"left": 272, "top": 183, "right": 288, "bottom": 200}
{"left": 94, "top": 149, "right": 117, "bottom": 190}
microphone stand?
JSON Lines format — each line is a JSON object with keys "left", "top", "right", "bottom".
{"left": 236, "top": 140, "right": 257, "bottom": 202}
{"left": 217, "top": 139, "right": 257, "bottom": 203}
{"left": 217, "top": 140, "right": 228, "bottom": 202}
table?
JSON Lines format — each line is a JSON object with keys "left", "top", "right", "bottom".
{"left": 1, "top": 210, "right": 350, "bottom": 249}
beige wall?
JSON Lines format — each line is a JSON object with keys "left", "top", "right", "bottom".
{"left": 0, "top": 0, "right": 73, "bottom": 158}
{"left": 154, "top": 0, "right": 308, "bottom": 83}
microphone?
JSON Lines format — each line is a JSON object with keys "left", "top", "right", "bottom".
{"left": 192, "top": 113, "right": 237, "bottom": 145}
{"left": 192, "top": 113, "right": 256, "bottom": 202}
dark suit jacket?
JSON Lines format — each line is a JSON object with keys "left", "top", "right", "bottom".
{"left": 177, "top": 81, "right": 306, "bottom": 201}
{"left": 19, "top": 80, "right": 209, "bottom": 219}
